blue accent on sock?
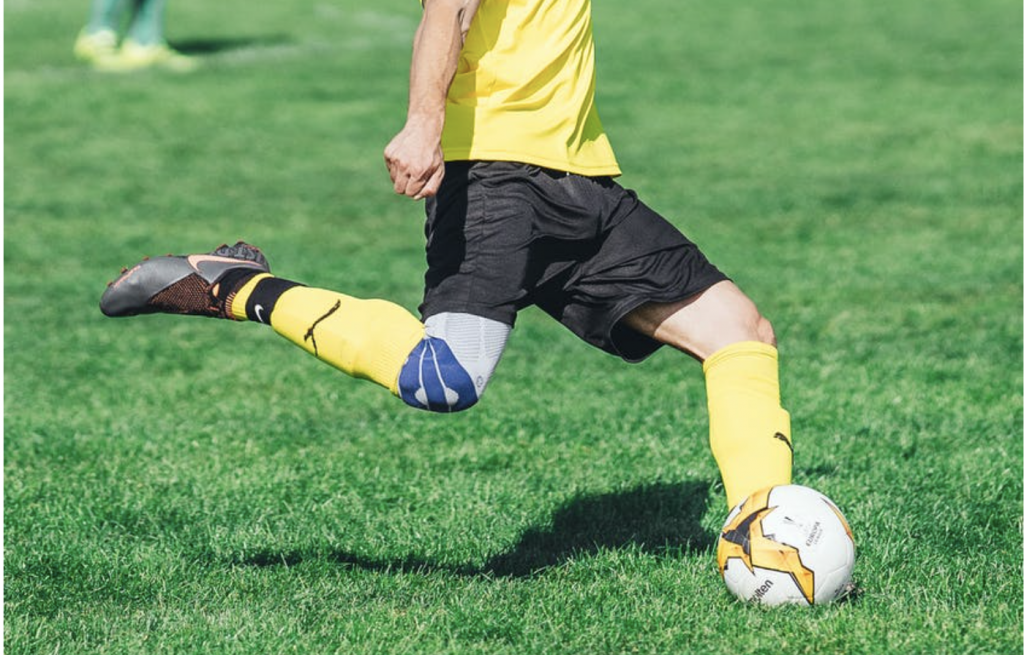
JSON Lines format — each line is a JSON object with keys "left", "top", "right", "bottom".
{"left": 397, "top": 337, "right": 479, "bottom": 413}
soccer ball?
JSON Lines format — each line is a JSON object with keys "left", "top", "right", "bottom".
{"left": 716, "top": 484, "right": 855, "bottom": 606}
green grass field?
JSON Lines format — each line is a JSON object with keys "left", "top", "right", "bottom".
{"left": 5, "top": 0, "right": 1022, "bottom": 653}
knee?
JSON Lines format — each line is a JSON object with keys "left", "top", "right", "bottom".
{"left": 754, "top": 314, "right": 777, "bottom": 347}
{"left": 396, "top": 336, "right": 484, "bottom": 413}
{"left": 396, "top": 312, "right": 510, "bottom": 413}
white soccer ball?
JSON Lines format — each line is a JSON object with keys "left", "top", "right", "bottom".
{"left": 716, "top": 484, "right": 856, "bottom": 606}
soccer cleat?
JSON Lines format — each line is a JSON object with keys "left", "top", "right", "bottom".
{"left": 73, "top": 29, "right": 119, "bottom": 66}
{"left": 95, "top": 39, "right": 198, "bottom": 73}
{"left": 100, "top": 242, "right": 270, "bottom": 319}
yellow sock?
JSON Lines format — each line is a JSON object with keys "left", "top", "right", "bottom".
{"left": 703, "top": 341, "right": 793, "bottom": 509}
{"left": 231, "top": 276, "right": 424, "bottom": 393}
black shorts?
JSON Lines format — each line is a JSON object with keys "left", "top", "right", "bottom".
{"left": 419, "top": 161, "right": 728, "bottom": 362}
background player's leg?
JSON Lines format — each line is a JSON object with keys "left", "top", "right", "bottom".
{"left": 74, "top": 0, "right": 125, "bottom": 64}
{"left": 109, "top": 0, "right": 195, "bottom": 71}
{"left": 124, "top": 0, "right": 166, "bottom": 46}
{"left": 623, "top": 281, "right": 793, "bottom": 508}
{"left": 83, "top": 0, "right": 127, "bottom": 34}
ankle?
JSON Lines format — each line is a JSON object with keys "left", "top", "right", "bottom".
{"left": 218, "top": 270, "right": 266, "bottom": 320}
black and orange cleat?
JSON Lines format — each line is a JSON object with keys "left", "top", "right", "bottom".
{"left": 100, "top": 241, "right": 270, "bottom": 319}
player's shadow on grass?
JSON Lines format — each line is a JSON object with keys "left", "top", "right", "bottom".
{"left": 234, "top": 480, "right": 715, "bottom": 579}
{"left": 169, "top": 34, "right": 295, "bottom": 56}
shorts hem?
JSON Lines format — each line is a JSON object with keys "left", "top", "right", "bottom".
{"left": 420, "top": 302, "right": 517, "bottom": 328}
{"left": 607, "top": 273, "right": 730, "bottom": 363}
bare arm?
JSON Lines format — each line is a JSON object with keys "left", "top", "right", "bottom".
{"left": 383, "top": 0, "right": 481, "bottom": 200}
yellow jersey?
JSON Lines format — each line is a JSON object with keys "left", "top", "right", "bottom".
{"left": 442, "top": 0, "right": 621, "bottom": 176}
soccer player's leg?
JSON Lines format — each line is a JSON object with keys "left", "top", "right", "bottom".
{"left": 552, "top": 182, "right": 793, "bottom": 512}
{"left": 231, "top": 277, "right": 427, "bottom": 398}
{"left": 233, "top": 276, "right": 510, "bottom": 412}
{"left": 624, "top": 281, "right": 793, "bottom": 510}
{"left": 100, "top": 243, "right": 507, "bottom": 411}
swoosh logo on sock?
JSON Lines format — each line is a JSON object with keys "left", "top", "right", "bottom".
{"left": 254, "top": 304, "right": 266, "bottom": 324}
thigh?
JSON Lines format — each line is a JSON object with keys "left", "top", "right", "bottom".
{"left": 622, "top": 280, "right": 773, "bottom": 362}
{"left": 419, "top": 161, "right": 609, "bottom": 326}
{"left": 535, "top": 189, "right": 729, "bottom": 362}
{"left": 419, "top": 162, "right": 535, "bottom": 326}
